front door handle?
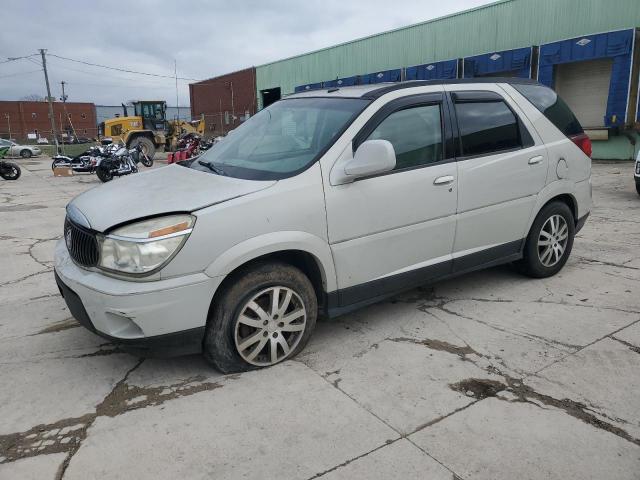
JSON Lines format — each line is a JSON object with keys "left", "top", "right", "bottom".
{"left": 433, "top": 175, "right": 455, "bottom": 185}
{"left": 528, "top": 156, "right": 544, "bottom": 165}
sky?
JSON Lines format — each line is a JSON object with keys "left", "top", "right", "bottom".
{"left": 0, "top": 0, "right": 494, "bottom": 108}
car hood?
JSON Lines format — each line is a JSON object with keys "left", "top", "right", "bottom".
{"left": 68, "top": 164, "right": 276, "bottom": 232}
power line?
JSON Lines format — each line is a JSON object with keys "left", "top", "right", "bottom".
{"left": 0, "top": 69, "right": 42, "bottom": 79}
{"left": 0, "top": 54, "right": 39, "bottom": 65}
{"left": 46, "top": 58, "right": 192, "bottom": 86}
{"left": 47, "top": 53, "right": 201, "bottom": 81}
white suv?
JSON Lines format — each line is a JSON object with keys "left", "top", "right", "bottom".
{"left": 54, "top": 79, "right": 592, "bottom": 372}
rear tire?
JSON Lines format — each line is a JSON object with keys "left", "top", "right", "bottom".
{"left": 0, "top": 162, "right": 21, "bottom": 180}
{"left": 127, "top": 137, "right": 155, "bottom": 159}
{"left": 96, "top": 165, "right": 113, "bottom": 182}
{"left": 51, "top": 158, "right": 69, "bottom": 171}
{"left": 203, "top": 262, "right": 317, "bottom": 373}
{"left": 20, "top": 149, "right": 32, "bottom": 158}
{"left": 636, "top": 180, "right": 640, "bottom": 196}
{"left": 517, "top": 201, "right": 575, "bottom": 278}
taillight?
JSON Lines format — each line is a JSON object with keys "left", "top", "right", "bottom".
{"left": 570, "top": 133, "right": 592, "bottom": 158}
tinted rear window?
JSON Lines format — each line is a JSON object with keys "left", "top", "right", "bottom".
{"left": 512, "top": 84, "right": 583, "bottom": 137}
{"left": 455, "top": 101, "right": 521, "bottom": 157}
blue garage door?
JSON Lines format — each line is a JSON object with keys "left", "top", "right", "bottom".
{"left": 323, "top": 76, "right": 359, "bottom": 88}
{"left": 359, "top": 68, "right": 402, "bottom": 84}
{"left": 294, "top": 82, "right": 323, "bottom": 93}
{"left": 539, "top": 29, "right": 634, "bottom": 127}
{"left": 463, "top": 47, "right": 532, "bottom": 79}
{"left": 406, "top": 59, "right": 458, "bottom": 81}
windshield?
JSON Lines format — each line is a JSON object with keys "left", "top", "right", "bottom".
{"left": 190, "top": 97, "right": 368, "bottom": 180}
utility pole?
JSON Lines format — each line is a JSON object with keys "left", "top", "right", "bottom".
{"left": 229, "top": 81, "right": 235, "bottom": 126}
{"left": 4, "top": 114, "right": 10, "bottom": 140}
{"left": 39, "top": 49, "right": 59, "bottom": 153}
{"left": 60, "top": 81, "right": 68, "bottom": 154}
{"left": 219, "top": 98, "right": 224, "bottom": 136}
{"left": 174, "top": 60, "right": 179, "bottom": 121}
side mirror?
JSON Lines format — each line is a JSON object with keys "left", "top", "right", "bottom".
{"left": 342, "top": 139, "right": 396, "bottom": 181}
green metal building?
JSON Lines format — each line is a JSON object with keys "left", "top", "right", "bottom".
{"left": 253, "top": 0, "right": 640, "bottom": 160}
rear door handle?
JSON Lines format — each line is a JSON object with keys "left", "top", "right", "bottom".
{"left": 528, "top": 156, "right": 544, "bottom": 165}
{"left": 433, "top": 175, "right": 455, "bottom": 185}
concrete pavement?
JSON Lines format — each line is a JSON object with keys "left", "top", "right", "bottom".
{"left": 0, "top": 158, "right": 639, "bottom": 479}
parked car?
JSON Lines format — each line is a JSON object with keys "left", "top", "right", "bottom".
{"left": 54, "top": 79, "right": 592, "bottom": 373}
{"left": 0, "top": 139, "right": 41, "bottom": 158}
{"left": 635, "top": 149, "right": 640, "bottom": 196}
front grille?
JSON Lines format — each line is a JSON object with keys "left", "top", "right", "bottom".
{"left": 64, "top": 217, "right": 99, "bottom": 267}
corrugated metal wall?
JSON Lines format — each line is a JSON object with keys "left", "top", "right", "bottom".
{"left": 256, "top": 0, "right": 640, "bottom": 99}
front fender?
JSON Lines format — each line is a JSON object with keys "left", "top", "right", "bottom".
{"left": 204, "top": 231, "right": 337, "bottom": 293}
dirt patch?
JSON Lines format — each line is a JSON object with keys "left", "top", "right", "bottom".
{"left": 449, "top": 378, "right": 506, "bottom": 399}
{"left": 390, "top": 337, "right": 482, "bottom": 358}
{"left": 448, "top": 376, "right": 640, "bottom": 447}
{"left": 33, "top": 318, "right": 79, "bottom": 335}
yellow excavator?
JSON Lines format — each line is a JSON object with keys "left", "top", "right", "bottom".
{"left": 99, "top": 100, "right": 205, "bottom": 158}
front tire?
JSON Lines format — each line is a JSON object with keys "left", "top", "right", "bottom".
{"left": 96, "top": 165, "right": 113, "bottom": 182}
{"left": 204, "top": 262, "right": 317, "bottom": 373}
{"left": 20, "top": 149, "right": 32, "bottom": 158}
{"left": 635, "top": 180, "right": 640, "bottom": 196}
{"left": 517, "top": 201, "right": 575, "bottom": 278}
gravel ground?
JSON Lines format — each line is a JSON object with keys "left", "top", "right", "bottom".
{"left": 0, "top": 157, "right": 639, "bottom": 480}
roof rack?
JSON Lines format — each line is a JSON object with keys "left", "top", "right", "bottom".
{"left": 361, "top": 77, "right": 541, "bottom": 99}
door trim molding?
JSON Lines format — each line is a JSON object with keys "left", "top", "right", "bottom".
{"left": 326, "top": 238, "right": 523, "bottom": 318}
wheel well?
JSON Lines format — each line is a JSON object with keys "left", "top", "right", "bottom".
{"left": 543, "top": 194, "right": 578, "bottom": 224}
{"left": 210, "top": 250, "right": 327, "bottom": 316}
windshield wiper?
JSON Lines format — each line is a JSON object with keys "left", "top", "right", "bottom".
{"left": 198, "top": 160, "right": 226, "bottom": 176}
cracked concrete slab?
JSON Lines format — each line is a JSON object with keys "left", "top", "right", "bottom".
{"left": 0, "top": 296, "right": 71, "bottom": 340}
{"left": 316, "top": 439, "right": 452, "bottom": 480}
{"left": 410, "top": 398, "right": 640, "bottom": 480}
{"left": 0, "top": 452, "right": 66, "bottom": 480}
{"left": 63, "top": 362, "right": 397, "bottom": 480}
{"left": 395, "top": 306, "right": 569, "bottom": 375}
{"left": 320, "top": 338, "right": 503, "bottom": 434}
{"left": 0, "top": 353, "right": 138, "bottom": 435}
{"left": 527, "top": 337, "right": 640, "bottom": 440}
{"left": 613, "top": 322, "right": 640, "bottom": 349}
{"left": 435, "top": 298, "right": 637, "bottom": 352}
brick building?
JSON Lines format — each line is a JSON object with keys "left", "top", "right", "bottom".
{"left": 189, "top": 67, "right": 257, "bottom": 136}
{"left": 0, "top": 101, "right": 97, "bottom": 142}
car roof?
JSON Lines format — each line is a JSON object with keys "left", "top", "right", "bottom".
{"left": 286, "top": 77, "right": 541, "bottom": 100}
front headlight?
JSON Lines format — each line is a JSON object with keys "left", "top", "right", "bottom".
{"left": 98, "top": 214, "right": 195, "bottom": 275}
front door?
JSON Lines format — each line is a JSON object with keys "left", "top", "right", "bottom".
{"left": 324, "top": 93, "right": 458, "bottom": 306}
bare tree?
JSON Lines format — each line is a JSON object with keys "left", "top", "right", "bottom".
{"left": 20, "top": 94, "right": 47, "bottom": 102}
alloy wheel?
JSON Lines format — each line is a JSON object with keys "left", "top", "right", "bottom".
{"left": 537, "top": 214, "right": 569, "bottom": 267}
{"left": 234, "top": 286, "right": 307, "bottom": 366}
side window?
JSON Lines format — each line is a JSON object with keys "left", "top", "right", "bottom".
{"left": 366, "top": 104, "right": 443, "bottom": 170}
{"left": 512, "top": 83, "right": 583, "bottom": 137}
{"left": 455, "top": 101, "right": 521, "bottom": 157}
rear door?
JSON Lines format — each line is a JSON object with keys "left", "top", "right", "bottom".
{"left": 446, "top": 84, "right": 548, "bottom": 269}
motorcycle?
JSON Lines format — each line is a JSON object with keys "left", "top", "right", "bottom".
{"left": 0, "top": 147, "right": 21, "bottom": 180}
{"left": 167, "top": 133, "right": 201, "bottom": 164}
{"left": 51, "top": 145, "right": 111, "bottom": 174}
{"left": 95, "top": 143, "right": 152, "bottom": 182}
